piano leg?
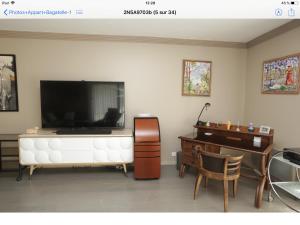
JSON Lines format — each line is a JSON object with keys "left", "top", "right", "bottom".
{"left": 179, "top": 163, "right": 186, "bottom": 177}
{"left": 255, "top": 155, "right": 267, "bottom": 208}
{"left": 255, "top": 176, "right": 266, "bottom": 208}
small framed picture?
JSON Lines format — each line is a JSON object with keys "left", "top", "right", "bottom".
{"left": 259, "top": 125, "right": 271, "bottom": 134}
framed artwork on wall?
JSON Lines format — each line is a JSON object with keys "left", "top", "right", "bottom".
{"left": 182, "top": 59, "right": 212, "bottom": 96}
{"left": 262, "top": 53, "right": 300, "bottom": 94}
{"left": 0, "top": 54, "right": 18, "bottom": 111}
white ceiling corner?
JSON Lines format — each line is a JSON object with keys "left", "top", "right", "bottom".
{"left": 0, "top": 19, "right": 291, "bottom": 43}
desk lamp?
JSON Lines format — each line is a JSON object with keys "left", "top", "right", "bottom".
{"left": 195, "top": 102, "right": 211, "bottom": 126}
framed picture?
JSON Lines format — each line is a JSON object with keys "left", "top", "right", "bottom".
{"left": 0, "top": 54, "right": 18, "bottom": 111}
{"left": 262, "top": 53, "right": 300, "bottom": 94}
{"left": 182, "top": 59, "right": 212, "bottom": 96}
{"left": 259, "top": 125, "right": 271, "bottom": 134}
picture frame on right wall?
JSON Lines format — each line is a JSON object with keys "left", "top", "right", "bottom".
{"left": 262, "top": 53, "right": 300, "bottom": 94}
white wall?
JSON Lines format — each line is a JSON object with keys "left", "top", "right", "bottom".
{"left": 245, "top": 26, "right": 300, "bottom": 150}
{"left": 0, "top": 38, "right": 247, "bottom": 164}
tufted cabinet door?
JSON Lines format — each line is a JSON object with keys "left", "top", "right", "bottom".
{"left": 19, "top": 137, "right": 133, "bottom": 165}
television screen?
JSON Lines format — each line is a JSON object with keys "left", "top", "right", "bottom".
{"left": 40, "top": 80, "right": 125, "bottom": 129}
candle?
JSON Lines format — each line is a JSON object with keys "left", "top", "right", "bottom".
{"left": 227, "top": 121, "right": 231, "bottom": 130}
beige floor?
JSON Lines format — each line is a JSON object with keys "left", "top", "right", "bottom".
{"left": 0, "top": 165, "right": 294, "bottom": 212}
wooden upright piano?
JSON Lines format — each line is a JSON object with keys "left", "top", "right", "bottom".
{"left": 179, "top": 123, "right": 274, "bottom": 208}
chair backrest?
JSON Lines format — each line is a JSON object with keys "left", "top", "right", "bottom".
{"left": 194, "top": 145, "right": 243, "bottom": 177}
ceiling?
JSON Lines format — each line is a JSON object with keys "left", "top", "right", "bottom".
{"left": 0, "top": 19, "right": 291, "bottom": 43}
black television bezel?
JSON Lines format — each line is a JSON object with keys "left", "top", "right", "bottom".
{"left": 40, "top": 80, "right": 125, "bottom": 129}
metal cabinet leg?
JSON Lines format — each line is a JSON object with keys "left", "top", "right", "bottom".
{"left": 29, "top": 165, "right": 37, "bottom": 180}
{"left": 16, "top": 164, "right": 24, "bottom": 181}
{"left": 123, "top": 164, "right": 128, "bottom": 177}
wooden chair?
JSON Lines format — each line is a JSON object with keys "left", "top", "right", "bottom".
{"left": 193, "top": 145, "right": 244, "bottom": 212}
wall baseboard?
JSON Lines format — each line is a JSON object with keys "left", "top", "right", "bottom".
{"left": 161, "top": 161, "right": 176, "bottom": 166}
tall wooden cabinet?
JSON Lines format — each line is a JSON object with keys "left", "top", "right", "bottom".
{"left": 134, "top": 117, "right": 161, "bottom": 179}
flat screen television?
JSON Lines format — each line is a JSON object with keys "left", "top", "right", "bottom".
{"left": 40, "top": 80, "right": 125, "bottom": 129}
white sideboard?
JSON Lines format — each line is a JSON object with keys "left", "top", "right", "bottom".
{"left": 18, "top": 129, "right": 133, "bottom": 178}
